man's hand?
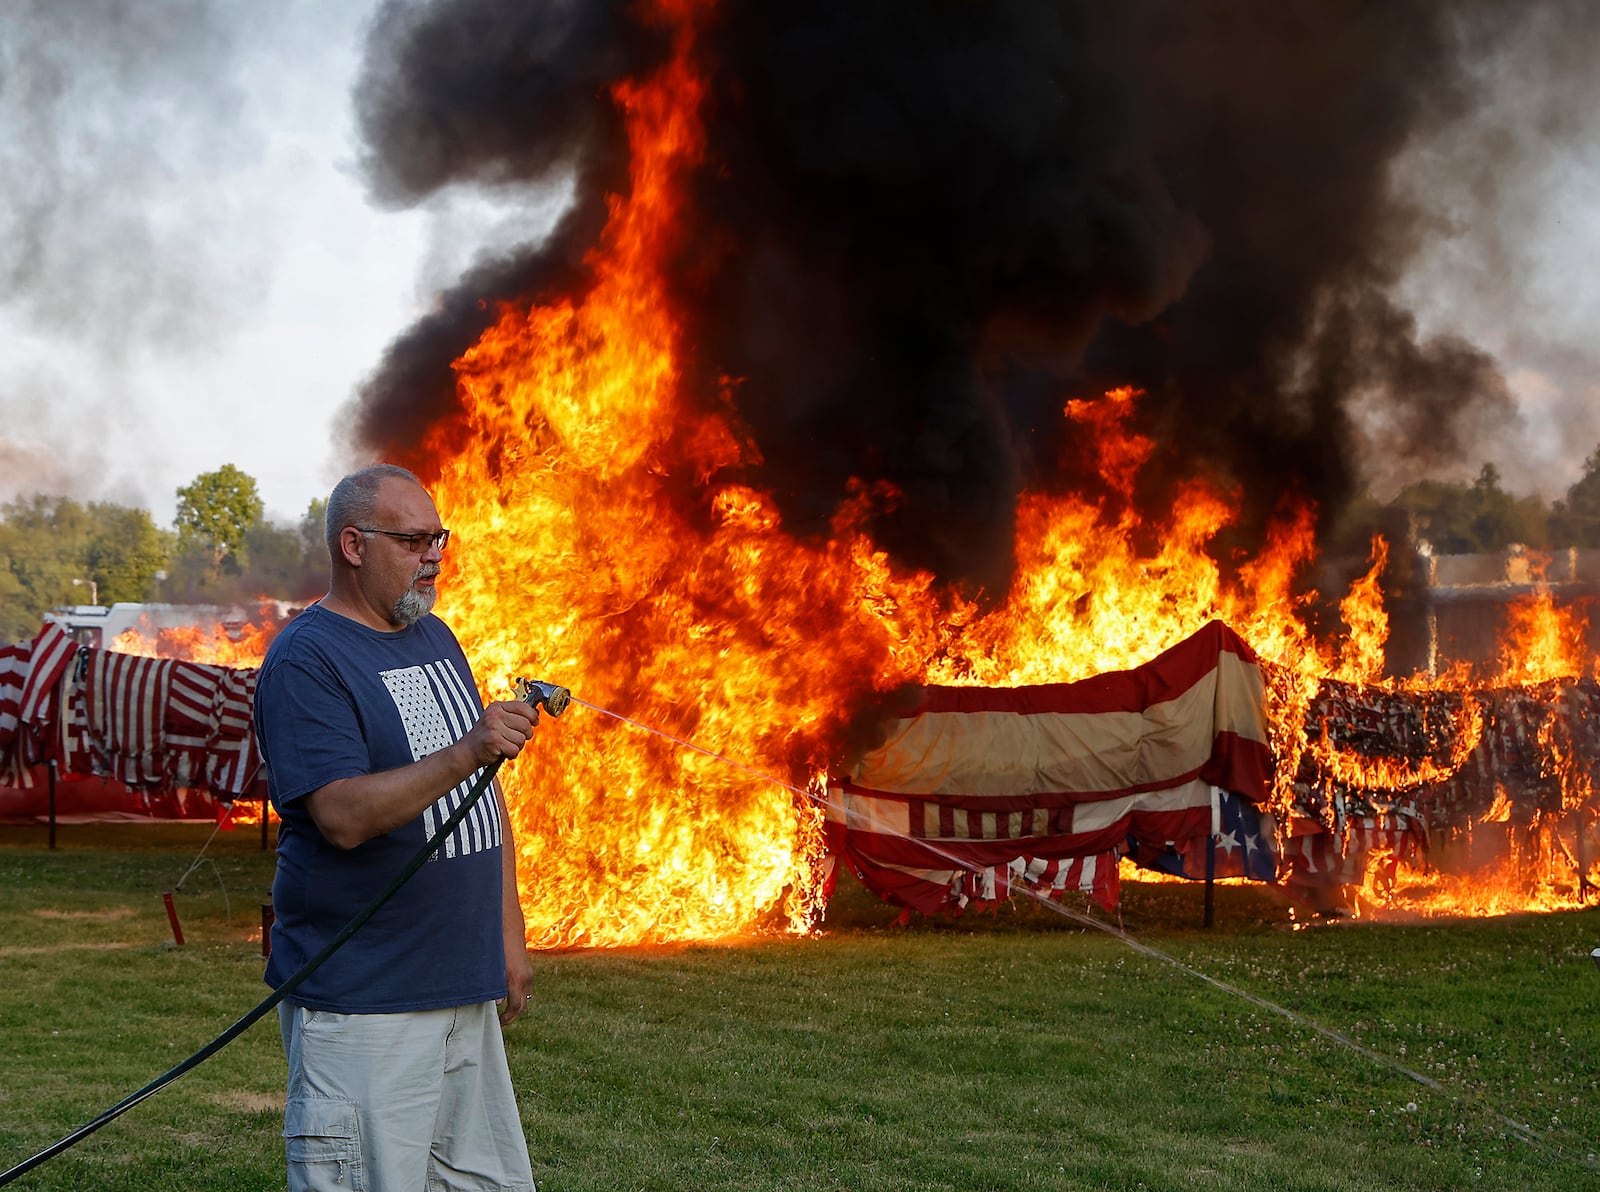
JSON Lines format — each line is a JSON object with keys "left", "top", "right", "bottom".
{"left": 497, "top": 777, "right": 534, "bottom": 1027}
{"left": 499, "top": 942, "right": 535, "bottom": 1026}
{"left": 461, "top": 699, "right": 541, "bottom": 770}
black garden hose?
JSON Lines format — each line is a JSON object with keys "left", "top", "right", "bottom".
{"left": 0, "top": 757, "right": 507, "bottom": 1186}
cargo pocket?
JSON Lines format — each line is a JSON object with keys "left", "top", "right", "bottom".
{"left": 284, "top": 1095, "right": 363, "bottom": 1190}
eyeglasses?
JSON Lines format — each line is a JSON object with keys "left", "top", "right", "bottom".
{"left": 356, "top": 527, "right": 451, "bottom": 553}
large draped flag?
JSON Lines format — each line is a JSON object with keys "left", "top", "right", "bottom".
{"left": 824, "top": 620, "right": 1274, "bottom": 915}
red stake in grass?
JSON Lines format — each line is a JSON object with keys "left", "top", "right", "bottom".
{"left": 162, "top": 892, "right": 185, "bottom": 946}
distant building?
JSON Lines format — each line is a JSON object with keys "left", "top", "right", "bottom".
{"left": 1386, "top": 545, "right": 1600, "bottom": 676}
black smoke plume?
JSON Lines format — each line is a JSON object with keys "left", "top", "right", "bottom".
{"left": 347, "top": 0, "right": 671, "bottom": 455}
{"left": 346, "top": 0, "right": 1536, "bottom": 596}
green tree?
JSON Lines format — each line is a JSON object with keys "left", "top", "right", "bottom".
{"left": 174, "top": 464, "right": 264, "bottom": 574}
{"left": 1478, "top": 465, "right": 1548, "bottom": 551}
{"left": 1389, "top": 463, "right": 1548, "bottom": 554}
{"left": 86, "top": 503, "right": 171, "bottom": 604}
{"left": 0, "top": 495, "right": 101, "bottom": 641}
{"left": 159, "top": 537, "right": 227, "bottom": 601}
{"left": 159, "top": 493, "right": 326, "bottom": 603}
{"left": 1550, "top": 444, "right": 1600, "bottom": 548}
{"left": 0, "top": 563, "right": 35, "bottom": 644}
{"left": 239, "top": 518, "right": 318, "bottom": 596}
{"left": 300, "top": 497, "right": 328, "bottom": 559}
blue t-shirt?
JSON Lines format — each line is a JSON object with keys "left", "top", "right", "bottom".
{"left": 255, "top": 604, "right": 508, "bottom": 1012}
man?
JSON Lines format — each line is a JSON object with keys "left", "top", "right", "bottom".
{"left": 254, "top": 463, "right": 540, "bottom": 1191}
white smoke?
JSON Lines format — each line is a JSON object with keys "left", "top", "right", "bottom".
{"left": 1383, "top": 1, "right": 1600, "bottom": 500}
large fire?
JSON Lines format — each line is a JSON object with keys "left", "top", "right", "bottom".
{"left": 412, "top": 18, "right": 1326, "bottom": 946}
{"left": 331, "top": 7, "right": 1593, "bottom": 946}
{"left": 109, "top": 7, "right": 1593, "bottom": 942}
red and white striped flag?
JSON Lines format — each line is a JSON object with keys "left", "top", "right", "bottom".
{"left": 205, "top": 667, "right": 262, "bottom": 797}
{"left": 0, "top": 626, "right": 270, "bottom": 812}
{"left": 825, "top": 620, "right": 1273, "bottom": 915}
{"left": 163, "top": 660, "right": 227, "bottom": 791}
{"left": 0, "top": 623, "right": 84, "bottom": 785}
{"left": 81, "top": 650, "right": 174, "bottom": 786}
{"left": 0, "top": 643, "right": 29, "bottom": 771}
{"left": 18, "top": 622, "right": 77, "bottom": 728}
{"left": 0, "top": 641, "right": 29, "bottom": 755}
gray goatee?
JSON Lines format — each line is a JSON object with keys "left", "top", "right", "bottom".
{"left": 393, "top": 567, "right": 440, "bottom": 627}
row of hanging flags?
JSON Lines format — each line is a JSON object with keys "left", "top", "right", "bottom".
{"left": 7, "top": 611, "right": 1587, "bottom": 914}
{"left": 1284, "top": 672, "right": 1600, "bottom": 894}
{"left": 6, "top": 614, "right": 1290, "bottom": 910}
{"left": 0, "top": 622, "right": 263, "bottom": 820}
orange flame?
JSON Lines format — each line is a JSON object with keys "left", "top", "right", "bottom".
{"left": 408, "top": 15, "right": 1314, "bottom": 948}
{"left": 1495, "top": 586, "right": 1593, "bottom": 685}
{"left": 1332, "top": 536, "right": 1389, "bottom": 685}
{"left": 113, "top": 602, "right": 280, "bottom": 668}
{"left": 391, "top": 6, "right": 1597, "bottom": 943}
{"left": 114, "top": 621, "right": 275, "bottom": 669}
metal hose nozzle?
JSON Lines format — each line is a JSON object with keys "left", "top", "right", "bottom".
{"left": 515, "top": 678, "right": 571, "bottom": 717}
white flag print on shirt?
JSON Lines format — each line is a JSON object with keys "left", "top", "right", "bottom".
{"left": 380, "top": 660, "right": 502, "bottom": 860}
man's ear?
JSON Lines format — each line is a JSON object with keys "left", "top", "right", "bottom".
{"left": 336, "top": 526, "right": 366, "bottom": 567}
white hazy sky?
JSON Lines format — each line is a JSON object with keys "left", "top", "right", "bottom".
{"left": 1, "top": 3, "right": 1597, "bottom": 531}
{"left": 0, "top": 0, "right": 553, "bottom": 527}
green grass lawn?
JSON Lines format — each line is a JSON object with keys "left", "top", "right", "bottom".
{"left": 1, "top": 821, "right": 1596, "bottom": 1191}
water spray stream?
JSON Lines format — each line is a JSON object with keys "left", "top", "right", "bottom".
{"left": 569, "top": 693, "right": 1595, "bottom": 1173}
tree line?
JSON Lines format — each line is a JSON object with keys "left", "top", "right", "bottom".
{"left": 0, "top": 464, "right": 327, "bottom": 643}
{"left": 3, "top": 447, "right": 1600, "bottom": 646}
{"left": 1332, "top": 446, "right": 1600, "bottom": 559}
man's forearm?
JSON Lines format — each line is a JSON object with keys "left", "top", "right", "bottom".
{"left": 304, "top": 740, "right": 485, "bottom": 849}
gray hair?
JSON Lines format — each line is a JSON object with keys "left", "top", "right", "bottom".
{"left": 325, "top": 464, "right": 424, "bottom": 559}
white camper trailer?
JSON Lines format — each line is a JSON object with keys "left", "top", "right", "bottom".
{"left": 42, "top": 603, "right": 251, "bottom": 649}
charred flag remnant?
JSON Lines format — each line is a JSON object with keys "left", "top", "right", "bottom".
{"left": 1283, "top": 675, "right": 1600, "bottom": 904}
{"left": 1297, "top": 678, "right": 1600, "bottom": 829}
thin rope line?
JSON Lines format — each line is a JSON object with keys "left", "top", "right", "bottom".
{"left": 570, "top": 694, "right": 1584, "bottom": 1169}
{"left": 172, "top": 814, "right": 228, "bottom": 890}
